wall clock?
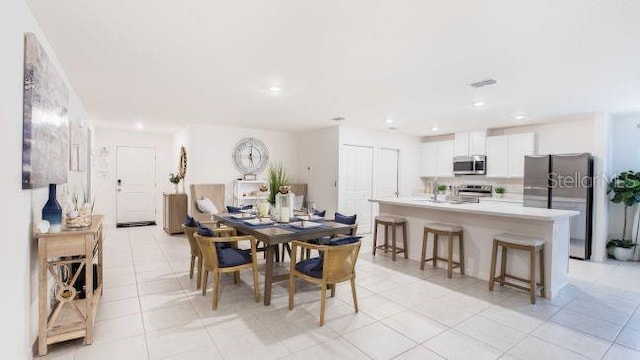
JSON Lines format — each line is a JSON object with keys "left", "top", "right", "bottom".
{"left": 232, "top": 137, "right": 269, "bottom": 177}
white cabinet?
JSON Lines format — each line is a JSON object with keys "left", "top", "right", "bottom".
{"left": 421, "top": 140, "right": 454, "bottom": 177}
{"left": 454, "top": 130, "right": 487, "bottom": 156}
{"left": 469, "top": 130, "right": 487, "bottom": 155}
{"left": 507, "top": 133, "right": 535, "bottom": 178}
{"left": 233, "top": 180, "right": 269, "bottom": 207}
{"left": 486, "top": 136, "right": 508, "bottom": 177}
{"left": 486, "top": 132, "right": 535, "bottom": 178}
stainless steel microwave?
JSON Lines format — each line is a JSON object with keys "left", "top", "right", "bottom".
{"left": 453, "top": 155, "right": 486, "bottom": 175}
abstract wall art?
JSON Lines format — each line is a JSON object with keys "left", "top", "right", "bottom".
{"left": 22, "top": 32, "right": 69, "bottom": 189}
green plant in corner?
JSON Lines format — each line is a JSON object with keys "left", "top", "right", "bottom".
{"left": 607, "top": 171, "right": 640, "bottom": 256}
{"left": 267, "top": 162, "right": 289, "bottom": 204}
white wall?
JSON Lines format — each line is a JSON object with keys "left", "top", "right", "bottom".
{"left": 338, "top": 126, "right": 423, "bottom": 223}
{"left": 1, "top": 0, "right": 89, "bottom": 357}
{"left": 92, "top": 128, "right": 174, "bottom": 227}
{"left": 296, "top": 126, "right": 340, "bottom": 216}
{"left": 176, "top": 124, "right": 299, "bottom": 207}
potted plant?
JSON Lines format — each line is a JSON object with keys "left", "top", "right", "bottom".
{"left": 607, "top": 171, "right": 640, "bottom": 260}
{"left": 607, "top": 239, "right": 637, "bottom": 261}
{"left": 169, "top": 173, "right": 182, "bottom": 193}
{"left": 267, "top": 162, "right": 289, "bottom": 204}
{"left": 437, "top": 184, "right": 447, "bottom": 195}
{"left": 494, "top": 186, "right": 506, "bottom": 198}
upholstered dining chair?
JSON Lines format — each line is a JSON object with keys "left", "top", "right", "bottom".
{"left": 194, "top": 231, "right": 260, "bottom": 310}
{"left": 299, "top": 212, "right": 357, "bottom": 261}
{"left": 289, "top": 236, "right": 362, "bottom": 326}
{"left": 182, "top": 219, "right": 203, "bottom": 289}
{"left": 183, "top": 219, "right": 237, "bottom": 291}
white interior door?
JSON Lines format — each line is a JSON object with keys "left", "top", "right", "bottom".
{"left": 378, "top": 148, "right": 399, "bottom": 198}
{"left": 340, "top": 145, "right": 373, "bottom": 234}
{"left": 116, "top": 146, "right": 156, "bottom": 226}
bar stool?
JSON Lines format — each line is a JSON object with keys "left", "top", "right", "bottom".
{"left": 420, "top": 223, "right": 464, "bottom": 278}
{"left": 489, "top": 233, "right": 546, "bottom": 304}
{"left": 372, "top": 216, "right": 408, "bottom": 261}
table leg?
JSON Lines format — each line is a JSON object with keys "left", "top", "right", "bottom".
{"left": 264, "top": 244, "right": 276, "bottom": 305}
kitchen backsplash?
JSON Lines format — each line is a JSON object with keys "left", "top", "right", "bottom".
{"left": 417, "top": 177, "right": 524, "bottom": 195}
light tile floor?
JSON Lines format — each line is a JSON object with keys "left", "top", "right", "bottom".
{"left": 38, "top": 225, "right": 640, "bottom": 360}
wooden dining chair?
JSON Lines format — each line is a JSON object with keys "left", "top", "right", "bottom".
{"left": 299, "top": 212, "right": 358, "bottom": 261}
{"left": 194, "top": 232, "right": 260, "bottom": 310}
{"left": 289, "top": 236, "right": 361, "bottom": 326}
{"left": 182, "top": 224, "right": 203, "bottom": 289}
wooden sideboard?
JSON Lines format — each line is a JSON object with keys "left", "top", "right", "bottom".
{"left": 37, "top": 215, "right": 104, "bottom": 356}
{"left": 163, "top": 192, "right": 187, "bottom": 234}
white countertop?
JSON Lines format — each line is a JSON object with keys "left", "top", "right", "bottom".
{"left": 371, "top": 197, "right": 579, "bottom": 221}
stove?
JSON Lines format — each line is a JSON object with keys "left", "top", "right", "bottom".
{"left": 457, "top": 184, "right": 493, "bottom": 197}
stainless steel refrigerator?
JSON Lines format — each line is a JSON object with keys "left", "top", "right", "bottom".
{"left": 524, "top": 153, "right": 594, "bottom": 260}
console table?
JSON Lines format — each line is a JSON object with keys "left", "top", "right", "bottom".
{"left": 37, "top": 215, "right": 104, "bottom": 356}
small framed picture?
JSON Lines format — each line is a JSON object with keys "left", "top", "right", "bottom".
{"left": 243, "top": 174, "right": 257, "bottom": 180}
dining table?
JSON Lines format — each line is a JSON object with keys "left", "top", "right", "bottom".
{"left": 211, "top": 213, "right": 356, "bottom": 305}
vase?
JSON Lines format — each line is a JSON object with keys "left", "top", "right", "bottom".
{"left": 613, "top": 247, "right": 634, "bottom": 261}
{"left": 174, "top": 183, "right": 179, "bottom": 193}
{"left": 42, "top": 184, "right": 62, "bottom": 233}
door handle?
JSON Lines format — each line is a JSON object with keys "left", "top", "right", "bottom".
{"left": 117, "top": 179, "right": 122, "bottom": 185}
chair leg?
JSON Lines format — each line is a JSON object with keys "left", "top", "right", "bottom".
{"left": 319, "top": 283, "right": 327, "bottom": 326}
{"left": 403, "top": 223, "right": 408, "bottom": 259}
{"left": 189, "top": 255, "right": 195, "bottom": 279}
{"left": 372, "top": 221, "right": 378, "bottom": 256}
{"left": 489, "top": 239, "right": 498, "bottom": 291}
{"left": 458, "top": 231, "right": 465, "bottom": 275}
{"left": 500, "top": 246, "right": 507, "bottom": 286}
{"left": 196, "top": 256, "right": 203, "bottom": 290}
{"left": 201, "top": 270, "right": 209, "bottom": 296}
{"left": 447, "top": 233, "right": 454, "bottom": 278}
{"left": 288, "top": 274, "right": 296, "bottom": 310}
{"left": 253, "top": 263, "right": 260, "bottom": 303}
{"left": 392, "top": 224, "right": 397, "bottom": 261}
{"left": 233, "top": 271, "right": 240, "bottom": 285}
{"left": 420, "top": 228, "right": 428, "bottom": 271}
{"left": 330, "top": 284, "right": 336, "bottom": 298}
{"left": 529, "top": 247, "right": 536, "bottom": 304}
{"left": 539, "top": 246, "right": 546, "bottom": 298}
{"left": 212, "top": 271, "right": 220, "bottom": 310}
{"left": 433, "top": 234, "right": 438, "bottom": 267}
{"left": 384, "top": 225, "right": 389, "bottom": 253}
{"left": 350, "top": 278, "right": 359, "bottom": 313}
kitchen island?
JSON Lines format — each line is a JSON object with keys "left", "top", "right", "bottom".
{"left": 370, "top": 198, "right": 579, "bottom": 297}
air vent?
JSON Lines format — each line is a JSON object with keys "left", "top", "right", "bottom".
{"left": 470, "top": 79, "right": 497, "bottom": 88}
{"left": 332, "top": 117, "right": 346, "bottom": 122}
{"left": 387, "top": 126, "right": 398, "bottom": 131}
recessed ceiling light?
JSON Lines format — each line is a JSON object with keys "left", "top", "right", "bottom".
{"left": 472, "top": 101, "right": 485, "bottom": 107}
{"left": 385, "top": 118, "right": 394, "bottom": 124}
{"left": 431, "top": 127, "right": 439, "bottom": 131}
{"left": 332, "top": 116, "right": 346, "bottom": 122}
{"left": 514, "top": 114, "right": 526, "bottom": 121}
{"left": 268, "top": 86, "right": 281, "bottom": 94}
{"left": 135, "top": 122, "right": 144, "bottom": 130}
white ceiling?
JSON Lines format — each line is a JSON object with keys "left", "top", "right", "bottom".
{"left": 26, "top": 0, "right": 640, "bottom": 135}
